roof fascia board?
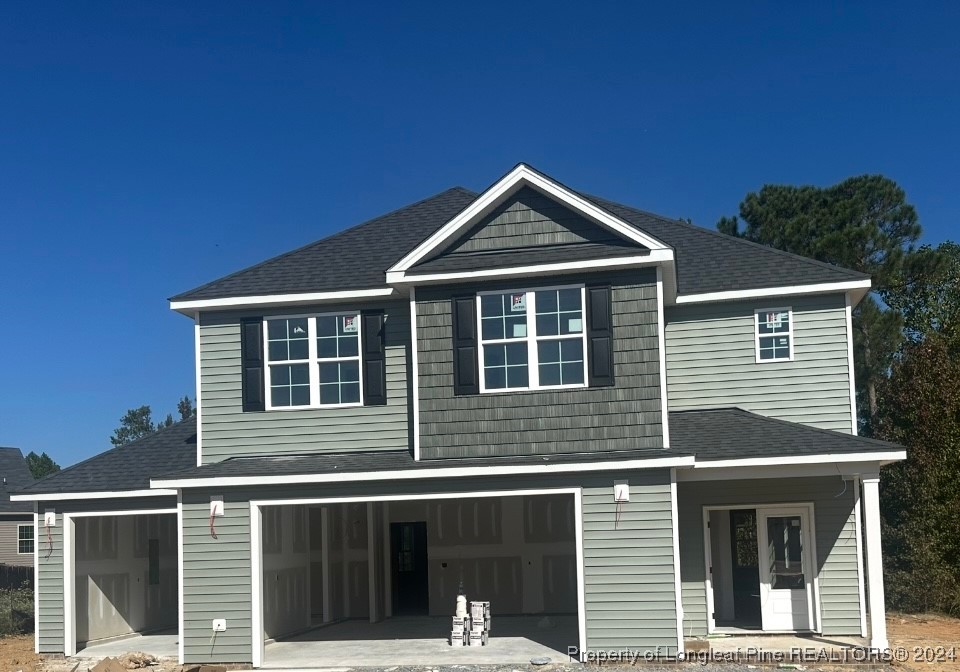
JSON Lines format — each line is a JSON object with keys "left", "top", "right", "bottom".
{"left": 387, "top": 250, "right": 675, "bottom": 285}
{"left": 170, "top": 288, "right": 397, "bottom": 315}
{"left": 691, "top": 450, "right": 905, "bottom": 470}
{"left": 151, "top": 455, "right": 696, "bottom": 489}
{"left": 674, "top": 279, "right": 872, "bottom": 305}
{"left": 11, "top": 488, "right": 177, "bottom": 502}
{"left": 389, "top": 164, "right": 670, "bottom": 273}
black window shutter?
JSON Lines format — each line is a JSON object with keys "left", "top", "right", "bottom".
{"left": 240, "top": 317, "right": 266, "bottom": 412}
{"left": 361, "top": 311, "right": 387, "bottom": 406}
{"left": 586, "top": 285, "right": 614, "bottom": 387}
{"left": 452, "top": 295, "right": 480, "bottom": 396}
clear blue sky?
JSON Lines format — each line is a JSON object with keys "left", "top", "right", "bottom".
{"left": 1, "top": 2, "right": 957, "bottom": 467}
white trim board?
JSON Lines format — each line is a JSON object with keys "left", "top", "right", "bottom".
{"left": 152, "top": 455, "right": 695, "bottom": 489}
{"left": 389, "top": 163, "right": 670, "bottom": 275}
{"left": 845, "top": 292, "right": 859, "bottom": 435}
{"left": 409, "top": 287, "right": 421, "bottom": 460}
{"left": 194, "top": 318, "right": 203, "bottom": 466}
{"left": 387, "top": 250, "right": 674, "bottom": 285}
{"left": 177, "top": 491, "right": 186, "bottom": 664}
{"left": 248, "top": 486, "right": 585, "bottom": 668}
{"left": 12, "top": 489, "right": 177, "bottom": 502}
{"left": 669, "top": 470, "right": 684, "bottom": 657}
{"left": 656, "top": 267, "right": 670, "bottom": 448}
{"left": 675, "top": 279, "right": 872, "bottom": 305}
{"left": 689, "top": 452, "right": 905, "bottom": 470}
{"left": 170, "top": 288, "right": 396, "bottom": 314}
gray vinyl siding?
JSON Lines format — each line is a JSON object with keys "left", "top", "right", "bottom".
{"left": 441, "top": 186, "right": 629, "bottom": 256}
{"left": 665, "top": 294, "right": 854, "bottom": 432}
{"left": 416, "top": 270, "right": 663, "bottom": 459}
{"left": 182, "top": 470, "right": 678, "bottom": 663}
{"left": 0, "top": 516, "right": 34, "bottom": 566}
{"left": 35, "top": 496, "right": 176, "bottom": 654}
{"left": 677, "top": 477, "right": 862, "bottom": 637}
{"left": 198, "top": 300, "right": 410, "bottom": 464}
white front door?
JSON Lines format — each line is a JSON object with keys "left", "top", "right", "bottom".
{"left": 757, "top": 507, "right": 815, "bottom": 631}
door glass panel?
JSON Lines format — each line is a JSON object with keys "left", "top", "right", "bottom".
{"left": 766, "top": 516, "right": 805, "bottom": 590}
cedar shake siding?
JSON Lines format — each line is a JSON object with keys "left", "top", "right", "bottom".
{"left": 416, "top": 269, "right": 663, "bottom": 459}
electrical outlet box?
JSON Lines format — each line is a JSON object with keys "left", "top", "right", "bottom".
{"left": 43, "top": 510, "right": 57, "bottom": 527}
{"left": 613, "top": 482, "right": 630, "bottom": 503}
{"left": 210, "top": 497, "right": 224, "bottom": 517}
{"left": 212, "top": 618, "right": 226, "bottom": 632}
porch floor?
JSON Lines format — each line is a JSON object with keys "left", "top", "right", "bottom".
{"left": 698, "top": 633, "right": 871, "bottom": 663}
{"left": 263, "top": 615, "right": 578, "bottom": 668}
{"left": 75, "top": 629, "right": 179, "bottom": 659}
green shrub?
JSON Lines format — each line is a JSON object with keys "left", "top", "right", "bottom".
{"left": 0, "top": 582, "right": 34, "bottom": 637}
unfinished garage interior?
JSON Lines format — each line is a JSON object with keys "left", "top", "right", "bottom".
{"left": 69, "top": 513, "right": 179, "bottom": 657}
{"left": 256, "top": 493, "right": 580, "bottom": 667}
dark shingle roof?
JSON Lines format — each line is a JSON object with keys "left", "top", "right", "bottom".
{"left": 671, "top": 407, "right": 902, "bottom": 461}
{"left": 17, "top": 417, "right": 197, "bottom": 496}
{"left": 170, "top": 188, "right": 476, "bottom": 301}
{"left": 14, "top": 409, "right": 902, "bottom": 495}
{"left": 0, "top": 448, "right": 33, "bottom": 513}
{"left": 153, "top": 445, "right": 681, "bottom": 482}
{"left": 170, "top": 174, "right": 868, "bottom": 303}
{"left": 584, "top": 196, "right": 867, "bottom": 295}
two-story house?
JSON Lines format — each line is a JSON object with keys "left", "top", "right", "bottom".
{"left": 0, "top": 447, "right": 35, "bottom": 567}
{"left": 15, "top": 164, "right": 905, "bottom": 666}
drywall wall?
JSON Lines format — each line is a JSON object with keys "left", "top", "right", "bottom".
{"left": 75, "top": 514, "right": 177, "bottom": 644}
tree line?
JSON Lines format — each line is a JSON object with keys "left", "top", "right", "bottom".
{"left": 718, "top": 176, "right": 958, "bottom": 615}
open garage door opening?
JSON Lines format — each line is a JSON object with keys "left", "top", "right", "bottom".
{"left": 256, "top": 492, "right": 582, "bottom": 667}
{"left": 71, "top": 513, "right": 179, "bottom": 658}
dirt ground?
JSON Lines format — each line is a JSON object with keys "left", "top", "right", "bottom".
{"left": 0, "top": 635, "right": 41, "bottom": 672}
{"left": 889, "top": 613, "right": 960, "bottom": 672}
{"left": 0, "top": 614, "right": 955, "bottom": 671}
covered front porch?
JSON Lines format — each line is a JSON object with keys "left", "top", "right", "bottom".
{"left": 676, "top": 468, "right": 889, "bottom": 651}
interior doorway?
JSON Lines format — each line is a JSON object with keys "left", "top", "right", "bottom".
{"left": 705, "top": 504, "right": 819, "bottom": 634}
{"left": 390, "top": 521, "right": 429, "bottom": 615}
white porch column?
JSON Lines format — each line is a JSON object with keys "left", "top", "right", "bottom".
{"left": 861, "top": 476, "right": 889, "bottom": 650}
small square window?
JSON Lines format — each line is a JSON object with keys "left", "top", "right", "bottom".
{"left": 756, "top": 309, "right": 793, "bottom": 362}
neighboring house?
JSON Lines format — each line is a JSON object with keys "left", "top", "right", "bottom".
{"left": 0, "top": 447, "right": 35, "bottom": 567}
{"left": 14, "top": 164, "right": 905, "bottom": 665}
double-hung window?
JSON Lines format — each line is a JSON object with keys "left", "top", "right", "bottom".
{"left": 755, "top": 308, "right": 793, "bottom": 362}
{"left": 265, "top": 313, "right": 362, "bottom": 409}
{"left": 478, "top": 286, "right": 587, "bottom": 392}
{"left": 18, "top": 524, "right": 34, "bottom": 555}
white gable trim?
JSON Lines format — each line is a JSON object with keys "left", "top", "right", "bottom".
{"left": 388, "top": 164, "right": 671, "bottom": 274}
{"left": 387, "top": 250, "right": 674, "bottom": 285}
{"left": 170, "top": 287, "right": 396, "bottom": 314}
{"left": 675, "top": 279, "right": 871, "bottom": 305}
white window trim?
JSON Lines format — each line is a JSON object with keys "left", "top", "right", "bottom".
{"left": 476, "top": 284, "right": 589, "bottom": 394}
{"left": 754, "top": 306, "right": 794, "bottom": 363}
{"left": 17, "top": 523, "right": 34, "bottom": 555}
{"left": 263, "top": 311, "right": 364, "bottom": 410}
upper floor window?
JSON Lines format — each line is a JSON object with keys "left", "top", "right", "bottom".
{"left": 18, "top": 524, "right": 33, "bottom": 555}
{"left": 265, "top": 313, "right": 362, "bottom": 409}
{"left": 477, "top": 286, "right": 587, "bottom": 392}
{"left": 755, "top": 308, "right": 793, "bottom": 362}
